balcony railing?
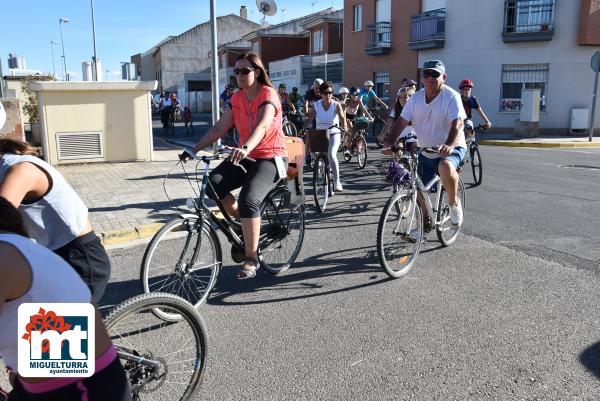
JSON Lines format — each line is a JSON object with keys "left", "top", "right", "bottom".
{"left": 502, "top": 0, "right": 555, "bottom": 42}
{"left": 408, "top": 9, "right": 445, "bottom": 50}
{"left": 365, "top": 22, "right": 391, "bottom": 55}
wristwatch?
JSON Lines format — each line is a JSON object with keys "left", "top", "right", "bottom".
{"left": 241, "top": 145, "right": 249, "bottom": 151}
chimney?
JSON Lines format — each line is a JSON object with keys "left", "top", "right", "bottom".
{"left": 240, "top": 5, "right": 248, "bottom": 19}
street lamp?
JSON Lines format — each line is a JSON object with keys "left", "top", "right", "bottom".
{"left": 59, "top": 17, "right": 69, "bottom": 81}
{"left": 50, "top": 40, "right": 59, "bottom": 78}
{"left": 90, "top": 0, "right": 98, "bottom": 81}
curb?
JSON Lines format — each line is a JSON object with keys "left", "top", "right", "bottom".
{"left": 99, "top": 209, "right": 225, "bottom": 248}
{"left": 479, "top": 140, "right": 600, "bottom": 148}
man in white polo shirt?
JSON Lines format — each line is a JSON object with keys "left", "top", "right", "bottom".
{"left": 384, "top": 60, "right": 467, "bottom": 227}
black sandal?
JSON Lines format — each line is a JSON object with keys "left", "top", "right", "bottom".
{"left": 236, "top": 257, "right": 260, "bottom": 280}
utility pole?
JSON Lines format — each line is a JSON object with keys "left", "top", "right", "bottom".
{"left": 210, "top": 0, "right": 220, "bottom": 151}
{"left": 59, "top": 18, "right": 70, "bottom": 81}
{"left": 91, "top": 0, "right": 99, "bottom": 80}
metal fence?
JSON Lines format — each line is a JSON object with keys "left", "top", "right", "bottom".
{"left": 503, "top": 0, "right": 555, "bottom": 33}
{"left": 301, "top": 58, "right": 343, "bottom": 85}
{"left": 410, "top": 9, "right": 445, "bottom": 42}
{"left": 366, "top": 22, "right": 391, "bottom": 50}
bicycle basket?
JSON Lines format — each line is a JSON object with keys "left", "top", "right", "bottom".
{"left": 385, "top": 160, "right": 412, "bottom": 186}
{"left": 307, "top": 129, "right": 329, "bottom": 153}
{"left": 353, "top": 117, "right": 370, "bottom": 131}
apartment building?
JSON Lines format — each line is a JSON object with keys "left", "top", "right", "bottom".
{"left": 410, "top": 0, "right": 600, "bottom": 133}
{"left": 344, "top": 0, "right": 420, "bottom": 103}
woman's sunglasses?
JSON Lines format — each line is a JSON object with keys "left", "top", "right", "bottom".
{"left": 234, "top": 67, "right": 255, "bottom": 76}
{"left": 423, "top": 70, "right": 441, "bottom": 79}
{"left": 323, "top": 91, "right": 334, "bottom": 95}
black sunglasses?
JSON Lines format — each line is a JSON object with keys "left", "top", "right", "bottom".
{"left": 323, "top": 91, "right": 333, "bottom": 95}
{"left": 234, "top": 67, "right": 255, "bottom": 76}
{"left": 423, "top": 70, "right": 441, "bottom": 79}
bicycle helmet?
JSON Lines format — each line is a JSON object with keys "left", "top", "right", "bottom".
{"left": 459, "top": 79, "right": 474, "bottom": 89}
{"left": 338, "top": 87, "right": 349, "bottom": 95}
{"left": 399, "top": 127, "right": 417, "bottom": 144}
{"left": 292, "top": 87, "right": 298, "bottom": 91}
{"left": 350, "top": 86, "right": 359, "bottom": 96}
{"left": 402, "top": 79, "right": 417, "bottom": 88}
{"left": 363, "top": 80, "right": 374, "bottom": 87}
{"left": 464, "top": 119, "right": 474, "bottom": 131}
{"left": 279, "top": 83, "right": 286, "bottom": 89}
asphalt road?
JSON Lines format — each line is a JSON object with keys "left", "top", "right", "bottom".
{"left": 97, "top": 144, "right": 600, "bottom": 401}
{"left": 4, "top": 145, "right": 594, "bottom": 399}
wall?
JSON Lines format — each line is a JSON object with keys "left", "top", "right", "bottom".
{"left": 422, "top": 0, "right": 444, "bottom": 12}
{"left": 579, "top": 0, "right": 600, "bottom": 45}
{"left": 344, "top": 0, "right": 420, "bottom": 98}
{"left": 259, "top": 37, "right": 310, "bottom": 66}
{"left": 0, "top": 98, "right": 25, "bottom": 141}
{"left": 158, "top": 15, "right": 259, "bottom": 91}
{"left": 328, "top": 22, "right": 344, "bottom": 54}
{"left": 417, "top": 0, "right": 600, "bottom": 132}
{"left": 30, "top": 81, "right": 157, "bottom": 165}
{"left": 5, "top": 79, "right": 29, "bottom": 123}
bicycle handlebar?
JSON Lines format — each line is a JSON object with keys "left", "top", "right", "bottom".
{"left": 180, "top": 145, "right": 256, "bottom": 164}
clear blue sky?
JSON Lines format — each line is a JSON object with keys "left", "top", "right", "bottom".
{"left": 1, "top": 0, "right": 342, "bottom": 80}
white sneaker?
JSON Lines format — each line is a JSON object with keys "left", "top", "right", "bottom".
{"left": 335, "top": 182, "right": 343, "bottom": 192}
{"left": 449, "top": 199, "right": 463, "bottom": 226}
{"left": 343, "top": 150, "right": 351, "bottom": 157}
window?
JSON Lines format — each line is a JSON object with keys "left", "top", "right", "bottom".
{"left": 500, "top": 64, "right": 548, "bottom": 112}
{"left": 504, "top": 0, "right": 555, "bottom": 33}
{"left": 313, "top": 29, "right": 323, "bottom": 53}
{"left": 353, "top": 5, "right": 362, "bottom": 31}
{"left": 374, "top": 71, "right": 390, "bottom": 104}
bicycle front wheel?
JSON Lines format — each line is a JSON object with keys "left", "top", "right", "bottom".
{"left": 283, "top": 120, "right": 297, "bottom": 137}
{"left": 435, "top": 178, "right": 466, "bottom": 246}
{"left": 372, "top": 120, "right": 385, "bottom": 142}
{"left": 312, "top": 154, "right": 330, "bottom": 213}
{"left": 377, "top": 190, "right": 423, "bottom": 278}
{"left": 470, "top": 144, "right": 482, "bottom": 186}
{"left": 141, "top": 216, "right": 221, "bottom": 320}
{"left": 258, "top": 188, "right": 306, "bottom": 274}
{"left": 356, "top": 135, "right": 367, "bottom": 169}
{"left": 105, "top": 292, "right": 207, "bottom": 401}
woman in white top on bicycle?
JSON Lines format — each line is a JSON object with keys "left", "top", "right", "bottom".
{"left": 303, "top": 81, "right": 347, "bottom": 192}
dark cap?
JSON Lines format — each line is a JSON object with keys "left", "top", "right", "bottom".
{"left": 422, "top": 60, "right": 445, "bottom": 74}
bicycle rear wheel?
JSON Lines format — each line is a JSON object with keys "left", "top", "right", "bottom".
{"left": 372, "top": 120, "right": 385, "bottom": 143}
{"left": 376, "top": 189, "right": 423, "bottom": 278}
{"left": 356, "top": 135, "right": 367, "bottom": 169}
{"left": 258, "top": 188, "right": 306, "bottom": 274}
{"left": 312, "top": 154, "right": 330, "bottom": 213}
{"left": 470, "top": 144, "right": 482, "bottom": 186}
{"left": 283, "top": 120, "right": 297, "bottom": 137}
{"left": 435, "top": 178, "right": 466, "bottom": 246}
{"left": 141, "top": 217, "right": 221, "bottom": 320}
{"left": 105, "top": 293, "right": 207, "bottom": 401}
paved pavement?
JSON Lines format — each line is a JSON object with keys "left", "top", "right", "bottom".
{"left": 54, "top": 115, "right": 600, "bottom": 248}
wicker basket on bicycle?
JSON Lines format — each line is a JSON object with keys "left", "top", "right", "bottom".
{"left": 306, "top": 129, "right": 329, "bottom": 153}
{"left": 353, "top": 116, "right": 371, "bottom": 131}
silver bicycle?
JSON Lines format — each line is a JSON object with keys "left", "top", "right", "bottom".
{"left": 376, "top": 145, "right": 466, "bottom": 278}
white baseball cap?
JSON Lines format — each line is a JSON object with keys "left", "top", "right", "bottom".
{"left": 0, "top": 102, "right": 6, "bottom": 131}
{"left": 314, "top": 78, "right": 324, "bottom": 85}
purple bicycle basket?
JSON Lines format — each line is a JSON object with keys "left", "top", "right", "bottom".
{"left": 386, "top": 161, "right": 412, "bottom": 186}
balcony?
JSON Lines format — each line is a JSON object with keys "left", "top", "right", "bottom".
{"left": 502, "top": 0, "right": 555, "bottom": 42}
{"left": 408, "top": 9, "right": 445, "bottom": 50}
{"left": 365, "top": 22, "right": 391, "bottom": 55}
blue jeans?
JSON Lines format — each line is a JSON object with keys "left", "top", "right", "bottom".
{"left": 418, "top": 147, "right": 467, "bottom": 186}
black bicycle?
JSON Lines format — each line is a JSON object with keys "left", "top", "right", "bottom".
{"left": 461, "top": 124, "right": 487, "bottom": 186}
{"left": 369, "top": 106, "right": 387, "bottom": 147}
{"left": 105, "top": 292, "right": 208, "bottom": 401}
{"left": 140, "top": 146, "right": 305, "bottom": 317}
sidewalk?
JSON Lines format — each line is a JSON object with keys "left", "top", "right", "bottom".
{"left": 478, "top": 133, "right": 600, "bottom": 148}
{"left": 58, "top": 137, "right": 217, "bottom": 248}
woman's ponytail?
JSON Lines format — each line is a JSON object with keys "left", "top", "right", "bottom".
{"left": 0, "top": 139, "right": 40, "bottom": 157}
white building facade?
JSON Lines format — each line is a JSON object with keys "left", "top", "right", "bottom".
{"left": 412, "top": 0, "right": 600, "bottom": 133}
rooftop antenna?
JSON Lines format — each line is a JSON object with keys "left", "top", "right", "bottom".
{"left": 256, "top": 0, "right": 277, "bottom": 28}
{"left": 311, "top": 1, "right": 318, "bottom": 13}
{"left": 281, "top": 8, "right": 286, "bottom": 24}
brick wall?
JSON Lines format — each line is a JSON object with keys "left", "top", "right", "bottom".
{"left": 579, "top": 0, "right": 600, "bottom": 45}
{"left": 259, "top": 37, "right": 310, "bottom": 66}
{"left": 0, "top": 98, "right": 25, "bottom": 142}
{"left": 343, "top": 0, "right": 420, "bottom": 100}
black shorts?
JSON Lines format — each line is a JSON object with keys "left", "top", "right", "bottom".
{"left": 54, "top": 231, "right": 111, "bottom": 303}
{"left": 346, "top": 113, "right": 355, "bottom": 121}
{"left": 208, "top": 158, "right": 287, "bottom": 218}
{"left": 8, "top": 357, "right": 131, "bottom": 401}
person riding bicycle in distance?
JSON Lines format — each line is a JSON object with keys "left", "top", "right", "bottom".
{"left": 359, "top": 80, "right": 388, "bottom": 110}
{"left": 187, "top": 52, "right": 288, "bottom": 279}
{"left": 278, "top": 83, "right": 297, "bottom": 114}
{"left": 459, "top": 79, "right": 492, "bottom": 141}
{"left": 384, "top": 60, "right": 467, "bottom": 227}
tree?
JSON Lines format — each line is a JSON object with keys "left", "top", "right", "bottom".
{"left": 20, "top": 75, "right": 55, "bottom": 125}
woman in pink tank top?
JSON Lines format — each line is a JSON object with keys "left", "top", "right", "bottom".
{"left": 189, "top": 52, "right": 288, "bottom": 279}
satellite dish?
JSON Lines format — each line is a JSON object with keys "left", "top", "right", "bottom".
{"left": 257, "top": 0, "right": 277, "bottom": 17}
